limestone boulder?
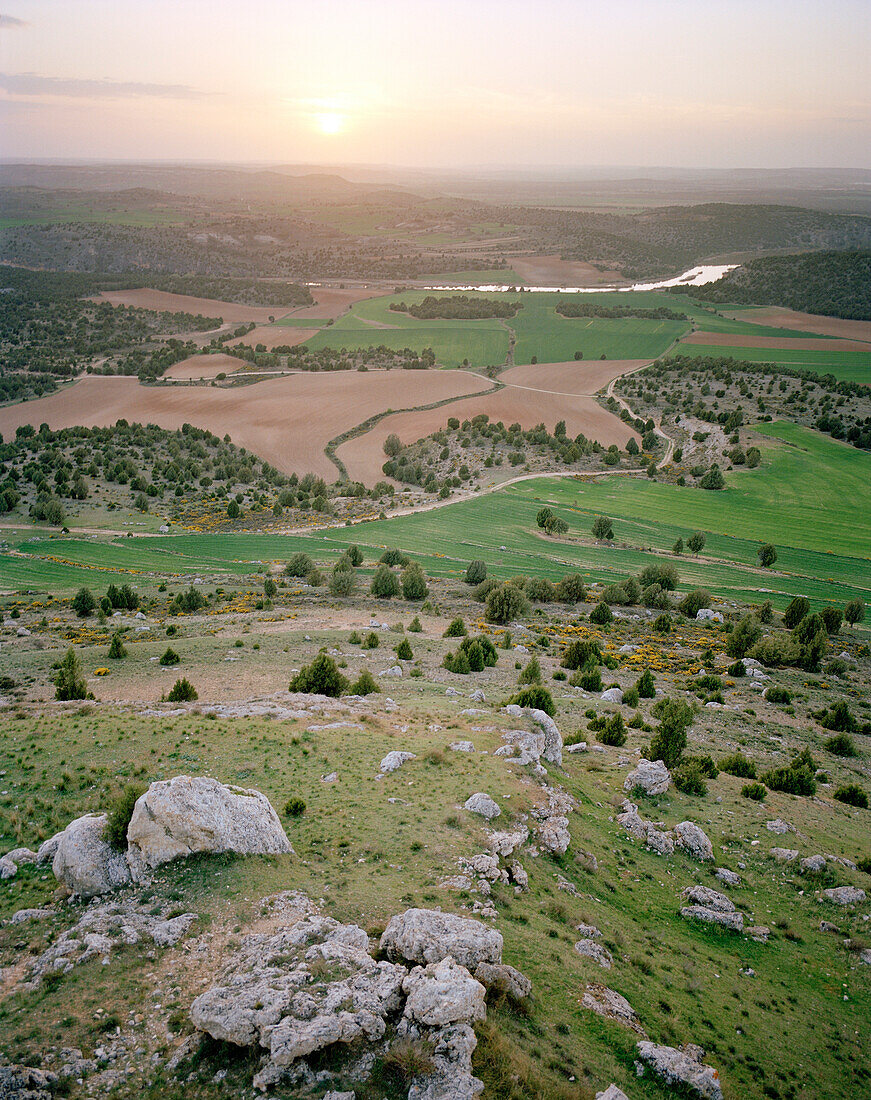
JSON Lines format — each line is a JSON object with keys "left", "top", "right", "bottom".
{"left": 636, "top": 1042, "right": 723, "bottom": 1100}
{"left": 574, "top": 939, "right": 613, "bottom": 969}
{"left": 473, "top": 961, "right": 532, "bottom": 1001}
{"left": 464, "top": 793, "right": 500, "bottom": 820}
{"left": 52, "top": 814, "right": 131, "bottom": 898}
{"left": 380, "top": 751, "right": 417, "bottom": 773}
{"left": 403, "top": 956, "right": 486, "bottom": 1027}
{"left": 624, "top": 759, "right": 670, "bottom": 796}
{"left": 380, "top": 908, "right": 503, "bottom": 970}
{"left": 674, "top": 821, "right": 714, "bottom": 861}
{"left": 823, "top": 886, "right": 865, "bottom": 905}
{"left": 526, "top": 708, "right": 563, "bottom": 766}
{"left": 126, "top": 776, "right": 292, "bottom": 874}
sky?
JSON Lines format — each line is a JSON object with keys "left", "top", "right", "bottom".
{"left": 1, "top": 0, "right": 869, "bottom": 169}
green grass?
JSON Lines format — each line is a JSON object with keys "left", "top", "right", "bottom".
{"left": 675, "top": 343, "right": 871, "bottom": 385}
{"left": 0, "top": 210, "right": 186, "bottom": 228}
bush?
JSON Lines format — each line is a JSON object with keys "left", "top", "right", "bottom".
{"left": 820, "top": 607, "right": 843, "bottom": 635}
{"left": 395, "top": 638, "right": 413, "bottom": 661}
{"left": 443, "top": 617, "right": 467, "bottom": 637}
{"left": 408, "top": 616, "right": 422, "bottom": 632}
{"left": 160, "top": 647, "right": 180, "bottom": 666}
{"left": 485, "top": 583, "right": 529, "bottom": 624}
{"left": 653, "top": 613, "right": 671, "bottom": 634}
{"left": 103, "top": 784, "right": 145, "bottom": 850}
{"left": 379, "top": 547, "right": 409, "bottom": 567}
{"left": 401, "top": 563, "right": 428, "bottom": 600}
{"left": 598, "top": 713, "right": 626, "bottom": 746}
{"left": 107, "top": 632, "right": 127, "bottom": 659}
{"left": 820, "top": 699, "right": 856, "bottom": 732}
{"left": 741, "top": 782, "right": 767, "bottom": 801}
{"left": 833, "top": 784, "right": 868, "bottom": 808}
{"left": 720, "top": 752, "right": 757, "bottom": 779}
{"left": 762, "top": 762, "right": 816, "bottom": 797}
{"left": 473, "top": 577, "right": 501, "bottom": 602}
{"left": 648, "top": 698, "right": 693, "bottom": 767}
{"left": 506, "top": 686, "right": 555, "bottom": 716}
{"left": 72, "top": 587, "right": 97, "bottom": 618}
{"left": 673, "top": 762, "right": 707, "bottom": 796}
{"left": 561, "top": 639, "right": 602, "bottom": 670}
{"left": 726, "top": 614, "right": 762, "bottom": 659}
{"left": 443, "top": 648, "right": 472, "bottom": 675}
{"left": 825, "top": 733, "right": 857, "bottom": 757}
{"left": 329, "top": 569, "right": 356, "bottom": 597}
{"left": 465, "top": 560, "right": 487, "bottom": 585}
{"left": 639, "top": 561, "right": 679, "bottom": 591}
{"left": 284, "top": 798, "right": 306, "bottom": 817}
{"left": 518, "top": 656, "right": 542, "bottom": 685}
{"left": 783, "top": 595, "right": 810, "bottom": 629}
{"left": 555, "top": 573, "right": 586, "bottom": 603}
{"left": 591, "top": 515, "right": 614, "bottom": 540}
{"left": 350, "top": 669, "right": 379, "bottom": 696}
{"left": 285, "top": 552, "right": 313, "bottom": 577}
{"left": 727, "top": 660, "right": 746, "bottom": 677}
{"left": 371, "top": 564, "right": 400, "bottom": 599}
{"left": 622, "top": 685, "right": 640, "bottom": 708}
{"left": 167, "top": 677, "right": 198, "bottom": 702}
{"left": 526, "top": 576, "right": 556, "bottom": 602}
{"left": 678, "top": 589, "right": 711, "bottom": 618}
{"left": 683, "top": 754, "right": 718, "bottom": 778}
{"left": 844, "top": 598, "right": 865, "bottom": 626}
{"left": 636, "top": 668, "right": 655, "bottom": 698}
{"left": 589, "top": 601, "right": 613, "bottom": 626}
{"left": 792, "top": 612, "right": 828, "bottom": 671}
{"left": 764, "top": 685, "right": 792, "bottom": 704}
{"left": 289, "top": 654, "right": 348, "bottom": 697}
{"left": 362, "top": 631, "right": 380, "bottom": 649}
{"left": 169, "top": 585, "right": 207, "bottom": 615}
{"left": 571, "top": 668, "right": 602, "bottom": 692}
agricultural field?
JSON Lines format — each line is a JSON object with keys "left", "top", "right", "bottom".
{"left": 672, "top": 343, "right": 871, "bottom": 386}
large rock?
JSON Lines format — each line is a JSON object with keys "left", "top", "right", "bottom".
{"left": 403, "top": 956, "right": 486, "bottom": 1026}
{"left": 601, "top": 688, "right": 623, "bottom": 704}
{"left": 126, "top": 776, "right": 292, "bottom": 873}
{"left": 464, "top": 793, "right": 500, "bottom": 820}
{"left": 674, "top": 821, "right": 713, "bottom": 861}
{"left": 574, "top": 939, "right": 613, "bottom": 969}
{"left": 636, "top": 1042, "right": 723, "bottom": 1100}
{"left": 526, "top": 708, "right": 563, "bottom": 766}
{"left": 52, "top": 814, "right": 132, "bottom": 898}
{"left": 596, "top": 1087, "right": 630, "bottom": 1100}
{"left": 582, "top": 984, "right": 645, "bottom": 1035}
{"left": 770, "top": 847, "right": 799, "bottom": 863}
{"left": 823, "top": 886, "right": 866, "bottom": 905}
{"left": 680, "top": 886, "right": 743, "bottom": 932}
{"left": 0, "top": 1065, "right": 58, "bottom": 1100}
{"left": 473, "top": 961, "right": 532, "bottom": 1001}
{"left": 380, "top": 908, "right": 503, "bottom": 971}
{"left": 617, "top": 801, "right": 674, "bottom": 856}
{"left": 380, "top": 751, "right": 417, "bottom": 773}
{"left": 624, "top": 759, "right": 670, "bottom": 796}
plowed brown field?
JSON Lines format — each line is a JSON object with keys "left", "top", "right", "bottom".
{"left": 721, "top": 307, "right": 871, "bottom": 344}
{"left": 0, "top": 372, "right": 486, "bottom": 481}
{"left": 228, "top": 325, "right": 319, "bottom": 349}
{"left": 681, "top": 331, "right": 866, "bottom": 352}
{"left": 286, "top": 287, "right": 382, "bottom": 319}
{"left": 512, "top": 255, "right": 625, "bottom": 287}
{"left": 163, "top": 353, "right": 243, "bottom": 380}
{"left": 336, "top": 361, "right": 642, "bottom": 484}
{"left": 90, "top": 289, "right": 287, "bottom": 323}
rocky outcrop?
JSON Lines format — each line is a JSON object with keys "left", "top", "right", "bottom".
{"left": 624, "top": 759, "right": 670, "bottom": 796}
{"left": 771, "top": 847, "right": 799, "bottom": 863}
{"left": 403, "top": 956, "right": 486, "bottom": 1027}
{"left": 800, "top": 854, "right": 827, "bottom": 873}
{"left": 473, "top": 962, "right": 532, "bottom": 1002}
{"left": 503, "top": 704, "right": 562, "bottom": 765}
{"left": 823, "top": 886, "right": 866, "bottom": 905}
{"left": 0, "top": 1065, "right": 58, "bottom": 1100}
{"left": 380, "top": 909, "right": 503, "bottom": 971}
{"left": 636, "top": 1042, "right": 723, "bottom": 1100}
{"left": 380, "top": 750, "right": 417, "bottom": 772}
{"left": 581, "top": 984, "right": 645, "bottom": 1035}
{"left": 617, "top": 801, "right": 674, "bottom": 856}
{"left": 126, "top": 776, "right": 292, "bottom": 874}
{"left": 680, "top": 885, "right": 744, "bottom": 932}
{"left": 674, "top": 821, "right": 714, "bottom": 862}
{"left": 574, "top": 940, "right": 613, "bottom": 969}
{"left": 463, "top": 793, "right": 500, "bottom": 820}
{"left": 715, "top": 867, "right": 740, "bottom": 886}
{"left": 52, "top": 814, "right": 132, "bottom": 898}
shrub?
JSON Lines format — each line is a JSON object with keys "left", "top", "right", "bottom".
{"left": 591, "top": 515, "right": 614, "bottom": 540}
{"left": 485, "top": 583, "right": 529, "bottom": 624}
{"left": 107, "top": 632, "right": 127, "bottom": 660}
{"left": 395, "top": 638, "right": 413, "bottom": 661}
{"left": 683, "top": 754, "right": 718, "bottom": 778}
{"left": 459, "top": 635, "right": 498, "bottom": 667}
{"left": 639, "top": 561, "right": 678, "bottom": 591}
{"left": 678, "top": 589, "right": 711, "bottom": 618}
{"left": 555, "top": 573, "right": 586, "bottom": 603}
{"left": 284, "top": 798, "right": 306, "bottom": 817}
{"left": 598, "top": 713, "right": 626, "bottom": 747}
{"left": 526, "top": 576, "right": 556, "bottom": 602}
{"left": 507, "top": 686, "right": 555, "bottom": 716}
{"left": 465, "top": 559, "right": 487, "bottom": 585}
{"left": 820, "top": 607, "right": 843, "bottom": 635}
{"left": 762, "top": 762, "right": 816, "bottom": 797}
{"left": 648, "top": 698, "right": 693, "bottom": 767}
{"left": 820, "top": 700, "right": 856, "bottom": 732}
{"left": 169, "top": 585, "right": 207, "bottom": 615}
{"left": 379, "top": 547, "right": 409, "bottom": 567}
{"left": 757, "top": 543, "right": 777, "bottom": 568}
{"left": 371, "top": 565, "right": 400, "bottom": 599}
{"left": 720, "top": 752, "right": 757, "bottom": 779}
{"left": 834, "top": 784, "right": 868, "bottom": 809}
{"left": 401, "top": 563, "right": 428, "bottom": 600}
{"left": 741, "top": 782, "right": 767, "bottom": 801}
{"left": 518, "top": 656, "right": 542, "bottom": 685}
{"left": 443, "top": 617, "right": 467, "bottom": 637}
{"left": 329, "top": 569, "right": 356, "bottom": 597}
{"left": 350, "top": 669, "right": 379, "bottom": 695}
{"left": 381, "top": 1037, "right": 436, "bottom": 1085}
{"left": 473, "top": 577, "right": 501, "bottom": 602}
{"left": 727, "top": 660, "right": 746, "bottom": 677}
{"left": 844, "top": 598, "right": 865, "bottom": 626}
{"left": 641, "top": 583, "right": 670, "bottom": 610}
{"left": 783, "top": 595, "right": 810, "bottom": 629}
{"left": 289, "top": 654, "right": 347, "bottom": 697}
{"left": 362, "top": 631, "right": 380, "bottom": 649}
{"left": 167, "top": 677, "right": 198, "bottom": 702}
{"left": 536, "top": 507, "right": 554, "bottom": 529}
{"left": 160, "top": 647, "right": 180, "bottom": 666}
{"left": 622, "top": 685, "right": 640, "bottom": 708}
{"left": 285, "top": 552, "right": 313, "bottom": 577}
{"left": 699, "top": 464, "right": 724, "bottom": 489}
{"left": 673, "top": 762, "right": 707, "bottom": 796}
{"left": 443, "top": 648, "right": 472, "bottom": 675}
{"left": 72, "top": 587, "right": 97, "bottom": 618}
{"left": 726, "top": 614, "right": 762, "bottom": 658}
{"left": 653, "top": 613, "right": 671, "bottom": 634}
{"left": 103, "top": 784, "right": 145, "bottom": 850}
{"left": 764, "top": 685, "right": 792, "bottom": 705}
{"left": 561, "top": 639, "right": 602, "bottom": 670}
{"left": 792, "top": 612, "right": 828, "bottom": 671}
{"left": 571, "top": 668, "right": 602, "bottom": 692}
{"left": 636, "top": 669, "right": 655, "bottom": 698}
{"left": 408, "top": 616, "right": 422, "bottom": 632}
{"left": 825, "top": 733, "right": 857, "bottom": 757}
{"left": 589, "top": 601, "right": 613, "bottom": 626}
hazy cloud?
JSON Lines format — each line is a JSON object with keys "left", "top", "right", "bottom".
{"left": 0, "top": 14, "right": 27, "bottom": 27}
{"left": 0, "top": 72, "right": 205, "bottom": 99}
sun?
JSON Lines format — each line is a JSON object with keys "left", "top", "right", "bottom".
{"left": 316, "top": 112, "right": 345, "bottom": 136}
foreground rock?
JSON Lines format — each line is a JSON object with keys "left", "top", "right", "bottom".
{"left": 52, "top": 814, "right": 131, "bottom": 898}
{"left": 126, "top": 776, "right": 292, "bottom": 875}
{"left": 680, "top": 886, "right": 744, "bottom": 932}
{"left": 624, "top": 758, "right": 670, "bottom": 796}
{"left": 503, "top": 704, "right": 563, "bottom": 765}
{"left": 674, "top": 821, "right": 714, "bottom": 862}
{"left": 0, "top": 1065, "right": 58, "bottom": 1099}
{"left": 464, "top": 793, "right": 501, "bottom": 820}
{"left": 636, "top": 1041, "right": 723, "bottom": 1100}
{"left": 823, "top": 886, "right": 866, "bottom": 905}
{"left": 581, "top": 984, "right": 646, "bottom": 1035}
{"left": 380, "top": 908, "right": 503, "bottom": 970}
{"left": 617, "top": 800, "right": 673, "bottom": 856}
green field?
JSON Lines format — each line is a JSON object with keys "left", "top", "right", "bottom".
{"left": 3, "top": 423, "right": 868, "bottom": 612}
{"left": 675, "top": 342, "right": 871, "bottom": 384}
{"left": 0, "top": 209, "right": 186, "bottom": 228}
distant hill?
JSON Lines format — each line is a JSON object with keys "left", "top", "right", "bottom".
{"left": 689, "top": 250, "right": 871, "bottom": 320}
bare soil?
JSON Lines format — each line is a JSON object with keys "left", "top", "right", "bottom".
{"left": 512, "top": 255, "right": 625, "bottom": 287}
{"left": 285, "top": 287, "right": 383, "bottom": 320}
{"left": 721, "top": 307, "right": 871, "bottom": 344}
{"left": 89, "top": 289, "right": 287, "bottom": 324}
{"left": 500, "top": 358, "right": 650, "bottom": 394}
{"left": 681, "top": 331, "right": 867, "bottom": 352}
{"left": 163, "top": 353, "right": 243, "bottom": 380}
{"left": 0, "top": 372, "right": 486, "bottom": 481}
{"left": 228, "top": 325, "right": 319, "bottom": 349}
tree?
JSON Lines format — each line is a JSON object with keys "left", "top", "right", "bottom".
{"left": 72, "top": 587, "right": 97, "bottom": 618}
{"left": 285, "top": 552, "right": 313, "bottom": 578}
{"left": 671, "top": 537, "right": 683, "bottom": 555}
{"left": 55, "top": 648, "right": 91, "bottom": 701}
{"left": 561, "top": 639, "right": 602, "bottom": 671}
{"left": 395, "top": 638, "right": 413, "bottom": 660}
{"left": 792, "top": 612, "right": 828, "bottom": 671}
{"left": 820, "top": 607, "right": 843, "bottom": 635}
{"left": 107, "top": 632, "right": 127, "bottom": 660}
{"left": 699, "top": 464, "right": 725, "bottom": 490}
{"left": 290, "top": 654, "right": 347, "bottom": 697}
{"left": 591, "top": 515, "right": 614, "bottom": 540}
{"left": 227, "top": 500, "right": 240, "bottom": 519}
{"left": 845, "top": 598, "right": 865, "bottom": 626}
{"left": 350, "top": 669, "right": 379, "bottom": 695}
{"left": 401, "top": 563, "right": 428, "bottom": 600}
{"left": 678, "top": 589, "right": 711, "bottom": 618}
{"left": 383, "top": 433, "right": 403, "bottom": 457}
{"left": 649, "top": 698, "right": 694, "bottom": 767}
{"left": 687, "top": 531, "right": 706, "bottom": 555}
{"left": 346, "top": 545, "right": 364, "bottom": 566}
{"left": 328, "top": 569, "right": 356, "bottom": 597}
{"left": 371, "top": 565, "right": 400, "bottom": 599}
{"left": 555, "top": 573, "right": 586, "bottom": 603}
{"left": 160, "top": 647, "right": 180, "bottom": 666}
{"left": 639, "top": 561, "right": 678, "bottom": 591}
{"left": 726, "top": 614, "right": 762, "bottom": 658}
{"left": 465, "top": 560, "right": 487, "bottom": 585}
{"left": 589, "top": 601, "right": 613, "bottom": 625}
{"left": 536, "top": 507, "right": 554, "bottom": 530}
{"left": 264, "top": 578, "right": 277, "bottom": 599}
{"left": 444, "top": 617, "right": 468, "bottom": 637}
{"left": 783, "top": 596, "right": 810, "bottom": 629}
{"left": 379, "top": 547, "right": 408, "bottom": 567}
{"left": 626, "top": 437, "right": 639, "bottom": 456}
{"left": 757, "top": 543, "right": 777, "bottom": 568}
{"left": 544, "top": 515, "right": 569, "bottom": 537}
{"left": 167, "top": 678, "right": 198, "bottom": 702}
{"left": 636, "top": 668, "right": 656, "bottom": 698}
{"left": 518, "top": 656, "right": 542, "bottom": 685}
{"left": 484, "top": 583, "right": 529, "bottom": 624}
